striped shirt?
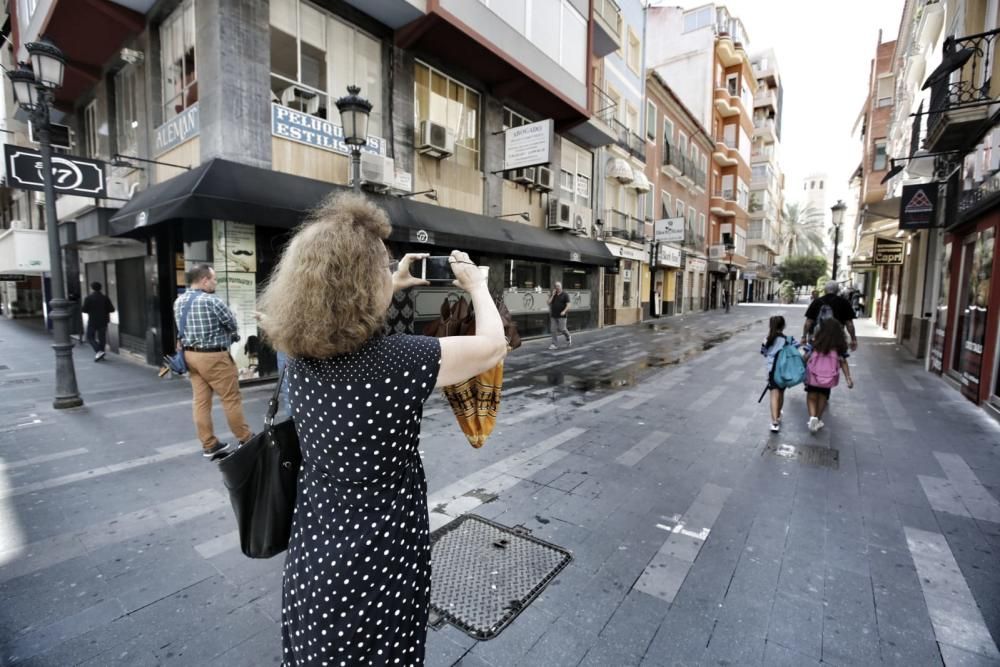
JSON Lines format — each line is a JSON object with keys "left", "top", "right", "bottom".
{"left": 173, "top": 289, "right": 238, "bottom": 350}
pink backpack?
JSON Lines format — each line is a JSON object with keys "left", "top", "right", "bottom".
{"left": 806, "top": 350, "right": 840, "bottom": 388}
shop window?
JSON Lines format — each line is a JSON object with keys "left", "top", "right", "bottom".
{"left": 115, "top": 65, "right": 140, "bottom": 156}
{"left": 160, "top": 0, "right": 197, "bottom": 121}
{"left": 505, "top": 260, "right": 551, "bottom": 290}
{"left": 270, "top": 0, "right": 383, "bottom": 128}
{"left": 415, "top": 62, "right": 481, "bottom": 169}
{"left": 622, "top": 260, "right": 632, "bottom": 307}
{"left": 562, "top": 269, "right": 589, "bottom": 290}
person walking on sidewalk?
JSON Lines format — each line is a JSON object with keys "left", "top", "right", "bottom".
{"left": 760, "top": 315, "right": 799, "bottom": 433}
{"left": 804, "top": 280, "right": 858, "bottom": 351}
{"left": 548, "top": 281, "right": 572, "bottom": 350}
{"left": 803, "top": 317, "right": 854, "bottom": 433}
{"left": 174, "top": 264, "right": 252, "bottom": 460}
{"left": 81, "top": 282, "right": 114, "bottom": 361}
{"left": 256, "top": 193, "right": 507, "bottom": 666}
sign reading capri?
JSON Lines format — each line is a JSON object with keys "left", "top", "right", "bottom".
{"left": 4, "top": 144, "right": 106, "bottom": 198}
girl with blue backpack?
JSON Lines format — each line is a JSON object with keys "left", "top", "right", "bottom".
{"left": 803, "top": 317, "right": 854, "bottom": 433}
{"left": 760, "top": 316, "right": 803, "bottom": 433}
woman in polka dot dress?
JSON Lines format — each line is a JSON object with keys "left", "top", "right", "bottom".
{"left": 256, "top": 193, "right": 508, "bottom": 666}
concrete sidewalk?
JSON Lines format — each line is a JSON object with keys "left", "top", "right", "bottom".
{"left": 1, "top": 307, "right": 998, "bottom": 666}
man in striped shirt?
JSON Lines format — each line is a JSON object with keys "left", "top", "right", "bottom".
{"left": 174, "top": 264, "right": 252, "bottom": 459}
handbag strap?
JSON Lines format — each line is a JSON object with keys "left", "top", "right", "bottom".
{"left": 265, "top": 364, "right": 287, "bottom": 429}
{"left": 177, "top": 291, "right": 202, "bottom": 344}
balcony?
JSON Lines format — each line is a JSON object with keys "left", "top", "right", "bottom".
{"left": 715, "top": 8, "right": 750, "bottom": 65}
{"left": 754, "top": 88, "right": 777, "bottom": 111}
{"left": 610, "top": 119, "right": 647, "bottom": 162}
{"left": 682, "top": 224, "right": 706, "bottom": 253}
{"left": 957, "top": 169, "right": 1000, "bottom": 225}
{"left": 747, "top": 224, "right": 780, "bottom": 254}
{"left": 710, "top": 189, "right": 737, "bottom": 217}
{"left": 753, "top": 116, "right": 776, "bottom": 143}
{"left": 593, "top": 0, "right": 623, "bottom": 57}
{"left": 714, "top": 87, "right": 740, "bottom": 118}
{"left": 568, "top": 85, "right": 618, "bottom": 148}
{"left": 605, "top": 210, "right": 646, "bottom": 244}
{"left": 661, "top": 141, "right": 683, "bottom": 176}
{"left": 713, "top": 135, "right": 739, "bottom": 167}
{"left": 924, "top": 28, "right": 999, "bottom": 153}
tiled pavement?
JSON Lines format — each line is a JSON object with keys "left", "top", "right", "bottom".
{"left": 1, "top": 305, "right": 998, "bottom": 666}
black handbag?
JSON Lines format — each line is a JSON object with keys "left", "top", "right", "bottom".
{"left": 217, "top": 367, "right": 302, "bottom": 558}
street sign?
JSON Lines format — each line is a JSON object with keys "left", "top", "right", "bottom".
{"left": 654, "top": 217, "right": 685, "bottom": 243}
{"left": 4, "top": 144, "right": 107, "bottom": 198}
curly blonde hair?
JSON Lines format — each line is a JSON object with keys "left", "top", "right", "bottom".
{"left": 257, "top": 192, "right": 391, "bottom": 359}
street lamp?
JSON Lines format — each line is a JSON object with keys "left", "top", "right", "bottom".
{"left": 830, "top": 200, "right": 846, "bottom": 281}
{"left": 722, "top": 232, "right": 734, "bottom": 313}
{"left": 334, "top": 85, "right": 373, "bottom": 194}
{"left": 6, "top": 38, "right": 82, "bottom": 409}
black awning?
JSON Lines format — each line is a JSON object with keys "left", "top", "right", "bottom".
{"left": 110, "top": 158, "right": 614, "bottom": 267}
{"left": 108, "top": 158, "right": 338, "bottom": 235}
{"left": 382, "top": 197, "right": 615, "bottom": 267}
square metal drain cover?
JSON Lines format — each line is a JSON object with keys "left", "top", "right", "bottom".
{"left": 764, "top": 442, "right": 839, "bottom": 469}
{"left": 429, "top": 514, "right": 571, "bottom": 640}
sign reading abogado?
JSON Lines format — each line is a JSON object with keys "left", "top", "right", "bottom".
{"left": 873, "top": 237, "right": 905, "bottom": 265}
{"left": 503, "top": 119, "right": 554, "bottom": 171}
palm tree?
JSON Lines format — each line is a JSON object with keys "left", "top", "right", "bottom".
{"left": 781, "top": 203, "right": 826, "bottom": 257}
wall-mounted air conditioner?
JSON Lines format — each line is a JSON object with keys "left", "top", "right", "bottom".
{"left": 280, "top": 85, "right": 320, "bottom": 115}
{"left": 358, "top": 153, "right": 395, "bottom": 190}
{"left": 534, "top": 166, "right": 554, "bottom": 192}
{"left": 417, "top": 120, "right": 455, "bottom": 159}
{"left": 510, "top": 167, "right": 536, "bottom": 185}
{"left": 547, "top": 199, "right": 574, "bottom": 231}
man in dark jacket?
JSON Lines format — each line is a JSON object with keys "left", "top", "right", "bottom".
{"left": 82, "top": 282, "right": 115, "bottom": 361}
{"left": 803, "top": 280, "right": 858, "bottom": 351}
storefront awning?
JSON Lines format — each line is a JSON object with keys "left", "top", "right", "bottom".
{"left": 109, "top": 158, "right": 616, "bottom": 267}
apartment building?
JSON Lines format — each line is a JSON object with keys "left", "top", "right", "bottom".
{"left": 647, "top": 3, "right": 755, "bottom": 310}
{"left": 4, "top": 0, "right": 627, "bottom": 373}
{"left": 593, "top": 0, "right": 650, "bottom": 325}
{"left": 747, "top": 48, "right": 783, "bottom": 302}
{"left": 644, "top": 70, "right": 711, "bottom": 315}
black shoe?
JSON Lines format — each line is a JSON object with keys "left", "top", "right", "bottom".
{"left": 203, "top": 442, "right": 230, "bottom": 459}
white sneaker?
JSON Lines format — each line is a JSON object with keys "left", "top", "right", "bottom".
{"left": 770, "top": 422, "right": 780, "bottom": 432}
{"left": 816, "top": 420, "right": 825, "bottom": 431}
{"left": 807, "top": 417, "right": 819, "bottom": 433}
{"left": 566, "top": 334, "right": 573, "bottom": 346}
{"left": 95, "top": 351, "right": 105, "bottom": 361}
{"left": 548, "top": 344, "right": 558, "bottom": 350}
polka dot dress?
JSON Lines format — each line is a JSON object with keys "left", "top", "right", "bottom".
{"left": 281, "top": 334, "right": 441, "bottom": 666}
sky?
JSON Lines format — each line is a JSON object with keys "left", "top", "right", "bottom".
{"left": 687, "top": 0, "right": 906, "bottom": 213}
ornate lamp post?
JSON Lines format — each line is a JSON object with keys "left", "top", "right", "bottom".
{"left": 335, "top": 85, "right": 373, "bottom": 194}
{"left": 830, "top": 200, "right": 846, "bottom": 281}
{"left": 7, "top": 38, "right": 82, "bottom": 409}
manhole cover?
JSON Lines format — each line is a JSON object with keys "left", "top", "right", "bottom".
{"left": 764, "top": 442, "right": 839, "bottom": 469}
{"left": 0, "top": 377, "right": 39, "bottom": 385}
{"left": 429, "top": 515, "right": 572, "bottom": 640}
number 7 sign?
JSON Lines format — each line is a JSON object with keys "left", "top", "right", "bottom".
{"left": 4, "top": 144, "right": 106, "bottom": 198}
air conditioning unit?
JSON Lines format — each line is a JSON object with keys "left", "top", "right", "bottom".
{"left": 417, "top": 120, "right": 455, "bottom": 159}
{"left": 10, "top": 220, "right": 28, "bottom": 230}
{"left": 534, "top": 166, "right": 554, "bottom": 192}
{"left": 547, "top": 199, "right": 574, "bottom": 231}
{"left": 358, "top": 153, "right": 395, "bottom": 190}
{"left": 510, "top": 167, "right": 536, "bottom": 185}
{"left": 280, "top": 85, "right": 320, "bottom": 115}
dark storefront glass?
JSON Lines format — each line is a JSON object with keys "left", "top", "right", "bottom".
{"left": 929, "top": 242, "right": 951, "bottom": 374}
{"left": 952, "top": 229, "right": 994, "bottom": 401}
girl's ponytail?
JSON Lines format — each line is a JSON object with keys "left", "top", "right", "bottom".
{"left": 765, "top": 315, "right": 786, "bottom": 348}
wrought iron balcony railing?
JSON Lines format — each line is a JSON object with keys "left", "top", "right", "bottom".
{"left": 592, "top": 85, "right": 617, "bottom": 125}
{"left": 926, "top": 28, "right": 999, "bottom": 147}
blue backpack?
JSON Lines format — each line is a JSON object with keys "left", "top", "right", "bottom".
{"left": 772, "top": 338, "right": 806, "bottom": 389}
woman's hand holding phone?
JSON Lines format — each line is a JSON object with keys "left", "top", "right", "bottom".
{"left": 392, "top": 253, "right": 430, "bottom": 291}
{"left": 448, "top": 250, "right": 485, "bottom": 292}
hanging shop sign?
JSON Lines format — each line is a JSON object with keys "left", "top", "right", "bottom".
{"left": 899, "top": 182, "right": 938, "bottom": 230}
{"left": 654, "top": 217, "right": 685, "bottom": 243}
{"left": 503, "top": 119, "right": 554, "bottom": 171}
{"left": 873, "top": 237, "right": 905, "bottom": 265}
{"left": 686, "top": 256, "right": 707, "bottom": 272}
{"left": 605, "top": 242, "right": 649, "bottom": 262}
{"left": 657, "top": 245, "right": 682, "bottom": 267}
{"left": 4, "top": 144, "right": 106, "bottom": 197}
{"left": 271, "top": 103, "right": 385, "bottom": 157}
{"left": 154, "top": 104, "right": 200, "bottom": 156}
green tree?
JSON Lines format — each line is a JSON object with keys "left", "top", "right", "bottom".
{"left": 775, "top": 255, "right": 828, "bottom": 287}
{"left": 781, "top": 203, "right": 826, "bottom": 256}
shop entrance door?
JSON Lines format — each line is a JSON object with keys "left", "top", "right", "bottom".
{"left": 603, "top": 274, "right": 616, "bottom": 325}
{"left": 116, "top": 257, "right": 148, "bottom": 355}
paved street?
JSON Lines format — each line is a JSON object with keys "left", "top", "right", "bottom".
{"left": 1, "top": 305, "right": 999, "bottom": 666}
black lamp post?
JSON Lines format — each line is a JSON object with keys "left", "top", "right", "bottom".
{"left": 7, "top": 38, "right": 82, "bottom": 409}
{"left": 335, "top": 85, "right": 373, "bottom": 194}
{"left": 830, "top": 199, "right": 846, "bottom": 281}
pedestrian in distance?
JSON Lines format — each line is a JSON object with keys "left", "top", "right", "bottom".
{"left": 81, "top": 281, "right": 114, "bottom": 361}
{"left": 803, "top": 279, "right": 858, "bottom": 352}
{"left": 723, "top": 288, "right": 730, "bottom": 313}
{"left": 803, "top": 317, "right": 854, "bottom": 433}
{"left": 174, "top": 264, "right": 253, "bottom": 460}
{"left": 547, "top": 281, "right": 572, "bottom": 350}
{"left": 256, "top": 193, "right": 508, "bottom": 666}
{"left": 760, "top": 315, "right": 801, "bottom": 433}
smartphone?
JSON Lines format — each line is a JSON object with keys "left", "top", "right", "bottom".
{"left": 418, "top": 256, "right": 454, "bottom": 283}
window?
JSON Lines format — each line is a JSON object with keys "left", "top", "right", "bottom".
{"left": 415, "top": 62, "right": 481, "bottom": 169}
{"left": 160, "top": 0, "right": 197, "bottom": 121}
{"left": 115, "top": 66, "right": 139, "bottom": 156}
{"left": 506, "top": 260, "right": 551, "bottom": 290}
{"left": 876, "top": 75, "right": 894, "bottom": 107}
{"left": 688, "top": 206, "right": 696, "bottom": 230}
{"left": 726, "top": 73, "right": 738, "bottom": 96}
{"left": 560, "top": 169, "right": 574, "bottom": 194}
{"left": 661, "top": 191, "right": 672, "bottom": 218}
{"left": 561, "top": 138, "right": 593, "bottom": 207}
{"left": 503, "top": 106, "right": 530, "bottom": 130}
{"left": 528, "top": 0, "right": 587, "bottom": 83}
{"left": 873, "top": 140, "right": 888, "bottom": 171}
{"left": 271, "top": 0, "right": 384, "bottom": 130}
{"left": 646, "top": 100, "right": 656, "bottom": 141}
{"left": 627, "top": 28, "right": 641, "bottom": 74}
{"left": 82, "top": 101, "right": 99, "bottom": 159}
{"left": 678, "top": 131, "right": 688, "bottom": 155}
{"left": 645, "top": 190, "right": 654, "bottom": 220}
{"left": 626, "top": 104, "right": 639, "bottom": 134}
{"left": 683, "top": 6, "right": 714, "bottom": 32}
{"left": 819, "top": 180, "right": 824, "bottom": 189}
{"left": 676, "top": 199, "right": 685, "bottom": 219}
{"left": 698, "top": 213, "right": 706, "bottom": 237}
{"left": 663, "top": 118, "right": 674, "bottom": 146}
{"left": 19, "top": 0, "right": 38, "bottom": 21}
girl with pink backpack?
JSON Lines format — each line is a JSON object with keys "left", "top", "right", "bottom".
{"left": 803, "top": 318, "right": 854, "bottom": 433}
